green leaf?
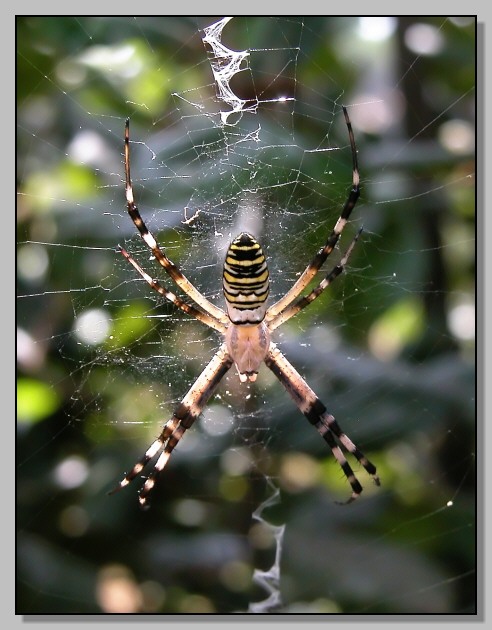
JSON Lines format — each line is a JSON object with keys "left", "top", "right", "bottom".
{"left": 17, "top": 378, "right": 61, "bottom": 424}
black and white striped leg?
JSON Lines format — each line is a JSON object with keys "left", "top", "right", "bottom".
{"left": 110, "top": 343, "right": 233, "bottom": 508}
{"left": 119, "top": 245, "right": 227, "bottom": 334}
{"left": 268, "top": 227, "right": 363, "bottom": 331}
{"left": 266, "top": 106, "right": 360, "bottom": 323}
{"left": 123, "top": 119, "right": 228, "bottom": 327}
{"left": 264, "top": 343, "right": 379, "bottom": 503}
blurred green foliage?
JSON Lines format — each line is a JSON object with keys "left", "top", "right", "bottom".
{"left": 17, "top": 16, "right": 475, "bottom": 615}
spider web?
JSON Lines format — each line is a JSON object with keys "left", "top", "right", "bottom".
{"left": 17, "top": 16, "right": 477, "bottom": 618}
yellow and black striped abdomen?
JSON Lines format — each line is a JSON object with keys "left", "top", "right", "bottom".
{"left": 223, "top": 233, "right": 270, "bottom": 324}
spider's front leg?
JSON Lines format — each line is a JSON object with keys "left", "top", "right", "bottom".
{"left": 265, "top": 106, "right": 361, "bottom": 324}
{"left": 110, "top": 343, "right": 233, "bottom": 508}
{"left": 264, "top": 342, "right": 380, "bottom": 503}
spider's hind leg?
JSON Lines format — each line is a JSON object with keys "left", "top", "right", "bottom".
{"left": 110, "top": 344, "right": 233, "bottom": 509}
{"left": 265, "top": 342, "right": 379, "bottom": 502}
{"left": 108, "top": 417, "right": 179, "bottom": 496}
{"left": 321, "top": 412, "right": 380, "bottom": 485}
{"left": 313, "top": 415, "right": 364, "bottom": 503}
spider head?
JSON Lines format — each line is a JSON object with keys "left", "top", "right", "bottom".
{"left": 224, "top": 321, "right": 271, "bottom": 383}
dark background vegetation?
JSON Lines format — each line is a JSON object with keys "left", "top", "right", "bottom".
{"left": 17, "top": 16, "right": 475, "bottom": 615}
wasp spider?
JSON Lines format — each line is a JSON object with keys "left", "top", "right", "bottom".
{"left": 111, "top": 107, "right": 380, "bottom": 508}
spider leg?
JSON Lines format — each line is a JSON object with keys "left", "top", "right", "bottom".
{"left": 119, "top": 245, "right": 227, "bottom": 333}
{"left": 264, "top": 342, "right": 379, "bottom": 503}
{"left": 266, "top": 106, "right": 360, "bottom": 323}
{"left": 110, "top": 343, "right": 233, "bottom": 509}
{"left": 124, "top": 118, "right": 229, "bottom": 326}
{"left": 267, "top": 227, "right": 362, "bottom": 332}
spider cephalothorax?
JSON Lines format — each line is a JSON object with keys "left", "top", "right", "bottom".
{"left": 111, "top": 108, "right": 380, "bottom": 509}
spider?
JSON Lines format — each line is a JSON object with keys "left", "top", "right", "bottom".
{"left": 110, "top": 107, "right": 380, "bottom": 509}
